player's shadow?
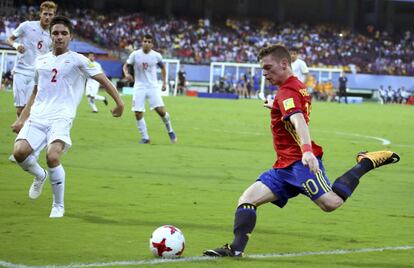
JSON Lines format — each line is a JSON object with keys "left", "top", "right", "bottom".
{"left": 66, "top": 213, "right": 336, "bottom": 241}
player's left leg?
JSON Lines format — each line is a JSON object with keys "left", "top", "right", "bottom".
{"left": 46, "top": 140, "right": 66, "bottom": 218}
{"left": 95, "top": 94, "right": 108, "bottom": 105}
{"left": 154, "top": 106, "right": 177, "bottom": 143}
{"left": 45, "top": 119, "right": 73, "bottom": 218}
{"left": 331, "top": 150, "right": 400, "bottom": 203}
{"left": 87, "top": 95, "right": 98, "bottom": 113}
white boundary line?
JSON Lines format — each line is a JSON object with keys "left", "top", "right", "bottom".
{"left": 315, "top": 130, "right": 391, "bottom": 145}
{"left": 1, "top": 245, "right": 413, "bottom": 268}
{"left": 194, "top": 127, "right": 393, "bottom": 146}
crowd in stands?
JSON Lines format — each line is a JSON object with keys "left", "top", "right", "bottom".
{"left": 1, "top": 5, "right": 414, "bottom": 76}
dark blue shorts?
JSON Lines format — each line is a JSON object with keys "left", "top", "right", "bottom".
{"left": 257, "top": 158, "right": 332, "bottom": 208}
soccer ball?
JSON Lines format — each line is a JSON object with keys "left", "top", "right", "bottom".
{"left": 149, "top": 225, "right": 185, "bottom": 258}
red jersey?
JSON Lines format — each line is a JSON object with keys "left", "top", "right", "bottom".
{"left": 271, "top": 76, "right": 323, "bottom": 168}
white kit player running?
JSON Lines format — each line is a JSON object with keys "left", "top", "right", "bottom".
{"left": 6, "top": 1, "right": 57, "bottom": 117}
{"left": 6, "top": 1, "right": 57, "bottom": 162}
{"left": 85, "top": 53, "right": 108, "bottom": 113}
{"left": 290, "top": 47, "right": 309, "bottom": 83}
{"left": 123, "top": 34, "right": 177, "bottom": 144}
{"left": 11, "top": 16, "right": 124, "bottom": 218}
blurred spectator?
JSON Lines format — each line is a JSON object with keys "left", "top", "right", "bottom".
{"left": 290, "top": 47, "right": 309, "bottom": 83}
{"left": 1, "top": 70, "right": 13, "bottom": 90}
{"left": 378, "top": 85, "right": 387, "bottom": 104}
{"left": 213, "top": 76, "right": 232, "bottom": 94}
{"left": 177, "top": 66, "right": 187, "bottom": 95}
{"left": 338, "top": 73, "right": 348, "bottom": 103}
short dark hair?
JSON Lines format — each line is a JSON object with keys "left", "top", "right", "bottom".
{"left": 49, "top": 15, "right": 73, "bottom": 33}
{"left": 258, "top": 44, "right": 291, "bottom": 64}
{"left": 290, "top": 47, "right": 299, "bottom": 53}
{"left": 143, "top": 34, "right": 153, "bottom": 41}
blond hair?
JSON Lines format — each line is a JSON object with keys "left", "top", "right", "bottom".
{"left": 40, "top": 1, "right": 58, "bottom": 12}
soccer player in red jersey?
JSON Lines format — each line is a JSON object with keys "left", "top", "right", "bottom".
{"left": 203, "top": 44, "right": 400, "bottom": 257}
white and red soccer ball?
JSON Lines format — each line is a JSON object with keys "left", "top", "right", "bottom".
{"left": 149, "top": 225, "right": 185, "bottom": 258}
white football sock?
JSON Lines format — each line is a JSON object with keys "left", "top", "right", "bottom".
{"left": 88, "top": 97, "right": 98, "bottom": 112}
{"left": 136, "top": 118, "right": 150, "bottom": 140}
{"left": 95, "top": 95, "right": 105, "bottom": 101}
{"left": 49, "top": 165, "right": 65, "bottom": 208}
{"left": 18, "top": 155, "right": 45, "bottom": 179}
{"left": 161, "top": 112, "right": 173, "bottom": 133}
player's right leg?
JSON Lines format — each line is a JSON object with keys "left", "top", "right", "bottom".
{"left": 10, "top": 73, "right": 34, "bottom": 162}
{"left": 154, "top": 106, "right": 177, "bottom": 143}
{"left": 133, "top": 90, "right": 150, "bottom": 143}
{"left": 203, "top": 181, "right": 278, "bottom": 257}
{"left": 14, "top": 120, "right": 48, "bottom": 200}
{"left": 46, "top": 140, "right": 66, "bottom": 218}
{"left": 135, "top": 111, "right": 150, "bottom": 144}
{"left": 12, "top": 73, "right": 33, "bottom": 117}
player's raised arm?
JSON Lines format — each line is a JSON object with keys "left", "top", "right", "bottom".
{"left": 11, "top": 86, "right": 37, "bottom": 133}
{"left": 289, "top": 112, "right": 320, "bottom": 174}
{"left": 92, "top": 73, "right": 124, "bottom": 117}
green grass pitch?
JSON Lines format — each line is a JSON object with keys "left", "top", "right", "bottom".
{"left": 0, "top": 90, "right": 413, "bottom": 267}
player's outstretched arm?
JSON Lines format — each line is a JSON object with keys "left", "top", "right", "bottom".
{"left": 5, "top": 35, "right": 25, "bottom": 53}
{"left": 92, "top": 73, "right": 124, "bottom": 117}
{"left": 122, "top": 63, "right": 133, "bottom": 82}
{"left": 11, "top": 86, "right": 37, "bottom": 133}
{"left": 160, "top": 64, "right": 167, "bottom": 91}
{"left": 289, "top": 112, "right": 320, "bottom": 174}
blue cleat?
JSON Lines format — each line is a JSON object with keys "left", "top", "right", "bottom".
{"left": 139, "top": 139, "right": 151, "bottom": 144}
{"left": 168, "top": 131, "right": 177, "bottom": 143}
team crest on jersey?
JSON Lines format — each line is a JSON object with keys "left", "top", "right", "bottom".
{"left": 299, "top": 88, "right": 310, "bottom": 96}
{"left": 283, "top": 98, "right": 295, "bottom": 110}
{"left": 87, "top": 60, "right": 96, "bottom": 68}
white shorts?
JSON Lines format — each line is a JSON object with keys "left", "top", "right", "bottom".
{"left": 16, "top": 118, "right": 73, "bottom": 154}
{"left": 132, "top": 87, "right": 164, "bottom": 112}
{"left": 13, "top": 73, "right": 35, "bottom": 107}
{"left": 85, "top": 79, "right": 100, "bottom": 97}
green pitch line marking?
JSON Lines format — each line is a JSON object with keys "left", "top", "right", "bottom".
{"left": 1, "top": 245, "right": 413, "bottom": 268}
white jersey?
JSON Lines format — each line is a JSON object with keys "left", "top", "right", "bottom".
{"left": 126, "top": 49, "right": 163, "bottom": 89}
{"left": 291, "top": 58, "right": 309, "bottom": 83}
{"left": 85, "top": 61, "right": 103, "bottom": 90}
{"left": 30, "top": 51, "right": 102, "bottom": 121}
{"left": 12, "top": 21, "right": 52, "bottom": 77}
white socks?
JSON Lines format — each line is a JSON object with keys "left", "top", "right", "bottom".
{"left": 95, "top": 95, "right": 105, "bottom": 101}
{"left": 136, "top": 118, "right": 150, "bottom": 140}
{"left": 18, "top": 155, "right": 45, "bottom": 179}
{"left": 88, "top": 96, "right": 98, "bottom": 112}
{"left": 49, "top": 165, "right": 65, "bottom": 208}
{"left": 161, "top": 112, "right": 174, "bottom": 133}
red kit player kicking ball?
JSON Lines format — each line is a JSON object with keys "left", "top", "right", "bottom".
{"left": 203, "top": 44, "right": 400, "bottom": 257}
